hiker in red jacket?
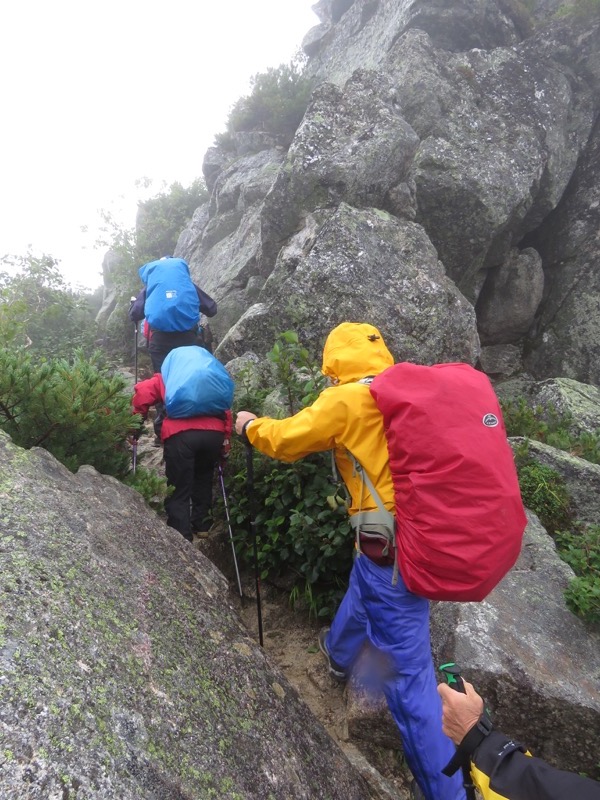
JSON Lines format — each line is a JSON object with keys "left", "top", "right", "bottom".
{"left": 133, "top": 374, "right": 231, "bottom": 540}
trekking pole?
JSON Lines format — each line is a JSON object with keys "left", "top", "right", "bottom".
{"left": 218, "top": 463, "right": 243, "bottom": 598}
{"left": 131, "top": 298, "right": 139, "bottom": 386}
{"left": 439, "top": 663, "right": 477, "bottom": 800}
{"left": 245, "top": 442, "right": 264, "bottom": 647}
{"left": 132, "top": 431, "right": 138, "bottom": 475}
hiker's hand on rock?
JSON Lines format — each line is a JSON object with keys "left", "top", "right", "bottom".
{"left": 235, "top": 411, "right": 257, "bottom": 436}
{"left": 437, "top": 680, "right": 484, "bottom": 744}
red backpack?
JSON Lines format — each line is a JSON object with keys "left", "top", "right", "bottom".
{"left": 369, "top": 362, "right": 526, "bottom": 601}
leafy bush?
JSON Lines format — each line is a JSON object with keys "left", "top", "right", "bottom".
{"left": 123, "top": 467, "right": 171, "bottom": 513}
{"left": 555, "top": 527, "right": 600, "bottom": 625}
{"left": 225, "top": 332, "right": 350, "bottom": 618}
{"left": 135, "top": 179, "right": 208, "bottom": 264}
{"left": 516, "top": 459, "right": 573, "bottom": 535}
{"left": 0, "top": 253, "right": 98, "bottom": 360}
{"left": 555, "top": 0, "right": 600, "bottom": 18}
{"left": 0, "top": 348, "right": 137, "bottom": 477}
{"left": 505, "top": 400, "right": 599, "bottom": 624}
{"left": 216, "top": 60, "right": 314, "bottom": 148}
{"left": 501, "top": 397, "right": 600, "bottom": 463}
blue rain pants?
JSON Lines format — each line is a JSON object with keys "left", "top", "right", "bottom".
{"left": 327, "top": 553, "right": 466, "bottom": 800}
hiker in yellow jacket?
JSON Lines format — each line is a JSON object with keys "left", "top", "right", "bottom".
{"left": 438, "top": 680, "right": 600, "bottom": 799}
{"left": 236, "top": 322, "right": 464, "bottom": 800}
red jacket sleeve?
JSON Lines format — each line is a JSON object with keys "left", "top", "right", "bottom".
{"left": 132, "top": 374, "right": 164, "bottom": 417}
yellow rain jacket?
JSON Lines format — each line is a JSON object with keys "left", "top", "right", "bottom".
{"left": 246, "top": 322, "right": 395, "bottom": 518}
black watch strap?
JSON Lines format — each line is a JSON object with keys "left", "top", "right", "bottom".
{"left": 241, "top": 419, "right": 254, "bottom": 439}
{"left": 442, "top": 709, "right": 493, "bottom": 776}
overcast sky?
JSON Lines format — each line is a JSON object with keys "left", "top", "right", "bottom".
{"left": 0, "top": 1, "right": 319, "bottom": 291}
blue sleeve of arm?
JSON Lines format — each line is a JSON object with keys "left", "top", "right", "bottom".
{"left": 195, "top": 285, "right": 217, "bottom": 318}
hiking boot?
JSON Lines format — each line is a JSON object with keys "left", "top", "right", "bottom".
{"left": 152, "top": 435, "right": 162, "bottom": 447}
{"left": 318, "top": 627, "right": 347, "bottom": 681}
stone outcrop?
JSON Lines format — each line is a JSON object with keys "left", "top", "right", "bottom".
{"left": 0, "top": 431, "right": 372, "bottom": 800}
{"left": 523, "top": 117, "right": 600, "bottom": 385}
{"left": 171, "top": 1, "right": 599, "bottom": 382}
{"left": 217, "top": 203, "right": 479, "bottom": 365}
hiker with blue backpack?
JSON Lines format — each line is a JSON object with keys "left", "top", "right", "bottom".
{"left": 235, "top": 321, "right": 526, "bottom": 800}
{"left": 129, "top": 256, "right": 218, "bottom": 443}
{"left": 133, "top": 346, "right": 234, "bottom": 541}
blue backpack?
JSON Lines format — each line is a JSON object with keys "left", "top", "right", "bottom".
{"left": 161, "top": 347, "right": 234, "bottom": 419}
{"left": 140, "top": 257, "right": 199, "bottom": 333}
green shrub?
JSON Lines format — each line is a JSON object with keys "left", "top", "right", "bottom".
{"left": 216, "top": 60, "right": 314, "bottom": 148}
{"left": 555, "top": 526, "right": 600, "bottom": 625}
{"left": 123, "top": 467, "right": 171, "bottom": 513}
{"left": 225, "top": 332, "right": 350, "bottom": 618}
{"left": 501, "top": 397, "right": 600, "bottom": 464}
{"left": 555, "top": 0, "right": 600, "bottom": 18}
{"left": 516, "top": 460, "right": 573, "bottom": 535}
{"left": 0, "top": 348, "right": 137, "bottom": 477}
{"left": 0, "top": 253, "right": 98, "bottom": 360}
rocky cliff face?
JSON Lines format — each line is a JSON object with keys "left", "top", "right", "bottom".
{"left": 0, "top": 431, "right": 372, "bottom": 799}
{"left": 175, "top": 0, "right": 599, "bottom": 383}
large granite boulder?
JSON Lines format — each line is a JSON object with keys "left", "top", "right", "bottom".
{"left": 164, "top": 2, "right": 600, "bottom": 382}
{"left": 524, "top": 118, "right": 600, "bottom": 385}
{"left": 0, "top": 431, "right": 372, "bottom": 800}
{"left": 216, "top": 203, "right": 479, "bottom": 365}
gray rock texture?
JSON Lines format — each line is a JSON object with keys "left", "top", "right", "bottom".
{"left": 168, "top": 3, "right": 600, "bottom": 383}
{"left": 0, "top": 431, "right": 371, "bottom": 800}
{"left": 216, "top": 203, "right": 479, "bottom": 365}
{"left": 524, "top": 117, "right": 600, "bottom": 385}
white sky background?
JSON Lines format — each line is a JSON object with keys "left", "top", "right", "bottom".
{"left": 0, "top": 0, "right": 319, "bottom": 291}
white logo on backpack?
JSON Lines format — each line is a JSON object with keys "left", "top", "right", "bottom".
{"left": 483, "top": 413, "right": 499, "bottom": 427}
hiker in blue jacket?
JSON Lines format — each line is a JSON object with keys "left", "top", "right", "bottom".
{"left": 129, "top": 256, "right": 217, "bottom": 372}
{"left": 129, "top": 256, "right": 217, "bottom": 442}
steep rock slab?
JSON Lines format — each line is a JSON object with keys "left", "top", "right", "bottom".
{"left": 175, "top": 149, "right": 285, "bottom": 342}
{"left": 388, "top": 25, "right": 597, "bottom": 300}
{"left": 216, "top": 203, "right": 478, "bottom": 365}
{"left": 431, "top": 514, "right": 600, "bottom": 779}
{"left": 0, "top": 432, "right": 371, "bottom": 800}
{"left": 524, "top": 117, "right": 600, "bottom": 385}
{"left": 260, "top": 70, "right": 419, "bottom": 267}
{"left": 305, "top": 0, "right": 532, "bottom": 84}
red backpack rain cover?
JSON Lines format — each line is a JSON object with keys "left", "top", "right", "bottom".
{"left": 370, "top": 362, "right": 526, "bottom": 601}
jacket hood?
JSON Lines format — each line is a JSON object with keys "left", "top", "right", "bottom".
{"left": 321, "top": 322, "right": 394, "bottom": 385}
{"left": 138, "top": 257, "right": 190, "bottom": 285}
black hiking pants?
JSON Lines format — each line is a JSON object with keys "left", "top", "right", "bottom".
{"left": 163, "top": 429, "right": 225, "bottom": 540}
